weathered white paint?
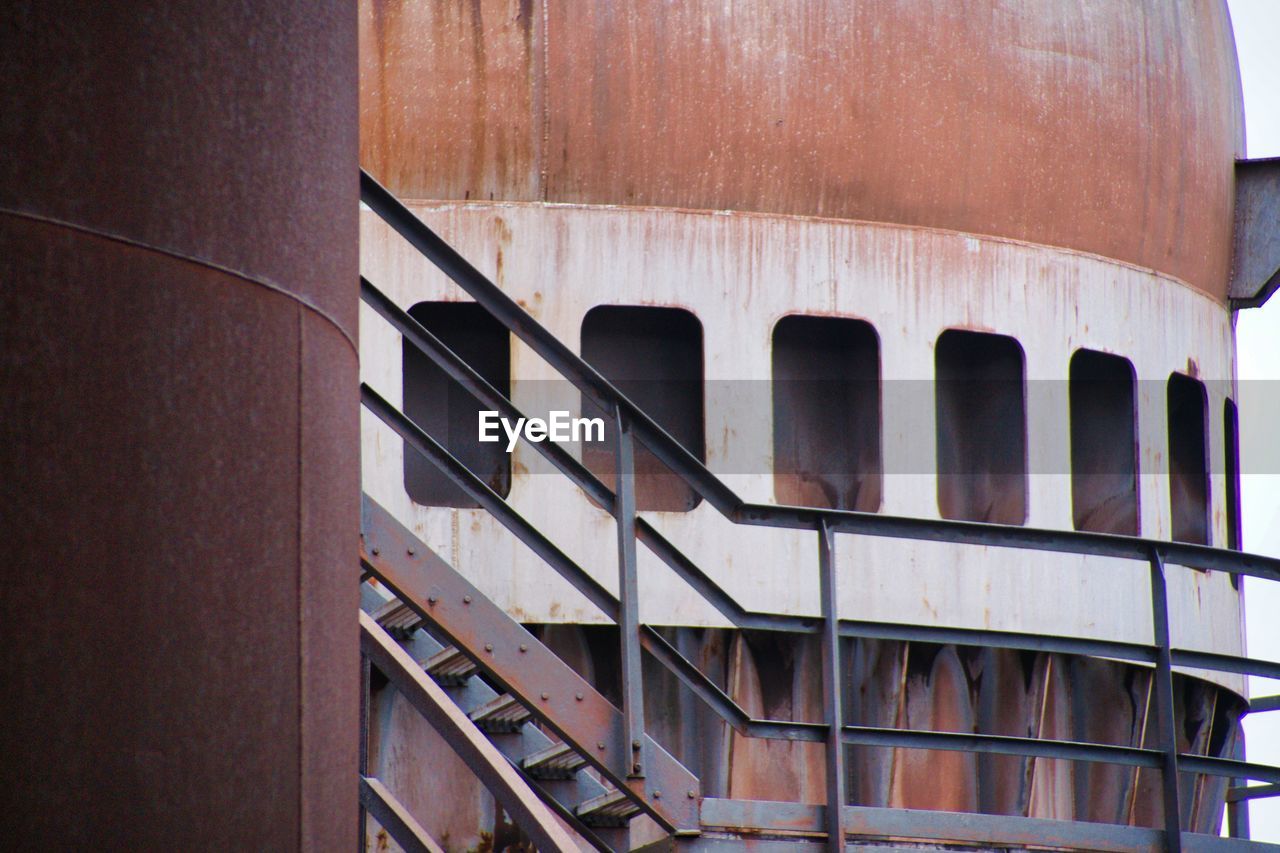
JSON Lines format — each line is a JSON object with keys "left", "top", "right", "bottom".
{"left": 360, "top": 202, "right": 1245, "bottom": 693}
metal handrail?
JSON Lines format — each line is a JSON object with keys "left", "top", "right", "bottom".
{"left": 359, "top": 387, "right": 1280, "bottom": 781}
{"left": 359, "top": 168, "right": 1280, "bottom": 848}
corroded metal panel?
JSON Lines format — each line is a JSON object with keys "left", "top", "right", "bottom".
{"left": 1229, "top": 157, "right": 1280, "bottom": 308}
{"left": 360, "top": 203, "right": 1243, "bottom": 692}
{"left": 361, "top": 0, "right": 1243, "bottom": 300}
{"left": 1, "top": 1, "right": 357, "bottom": 846}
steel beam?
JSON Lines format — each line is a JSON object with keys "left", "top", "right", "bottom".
{"left": 614, "top": 405, "right": 647, "bottom": 778}
{"left": 818, "top": 521, "right": 846, "bottom": 851}
{"left": 1149, "top": 550, "right": 1183, "bottom": 853}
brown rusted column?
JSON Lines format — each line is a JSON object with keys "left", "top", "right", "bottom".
{"left": 0, "top": 3, "right": 357, "bottom": 849}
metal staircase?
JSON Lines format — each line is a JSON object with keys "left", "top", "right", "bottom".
{"left": 356, "top": 169, "right": 1280, "bottom": 852}
{"left": 360, "top": 493, "right": 698, "bottom": 851}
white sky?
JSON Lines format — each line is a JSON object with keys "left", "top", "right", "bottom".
{"left": 1228, "top": 0, "right": 1280, "bottom": 840}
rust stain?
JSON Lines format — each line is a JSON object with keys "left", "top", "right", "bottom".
{"left": 361, "top": 0, "right": 1241, "bottom": 299}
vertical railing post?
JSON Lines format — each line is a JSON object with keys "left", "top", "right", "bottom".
{"left": 819, "top": 519, "right": 846, "bottom": 851}
{"left": 1149, "top": 547, "right": 1183, "bottom": 853}
{"left": 614, "top": 403, "right": 646, "bottom": 777}
{"left": 1226, "top": 730, "right": 1251, "bottom": 839}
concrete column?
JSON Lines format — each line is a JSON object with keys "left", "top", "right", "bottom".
{"left": 0, "top": 3, "right": 357, "bottom": 848}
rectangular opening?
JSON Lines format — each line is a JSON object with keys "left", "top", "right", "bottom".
{"left": 935, "top": 329, "right": 1026, "bottom": 524}
{"left": 1167, "top": 373, "right": 1209, "bottom": 545}
{"left": 581, "top": 305, "right": 704, "bottom": 511}
{"left": 771, "top": 315, "right": 881, "bottom": 511}
{"left": 1224, "top": 398, "right": 1241, "bottom": 551}
{"left": 1068, "top": 349, "right": 1138, "bottom": 535}
{"left": 402, "top": 301, "right": 510, "bottom": 507}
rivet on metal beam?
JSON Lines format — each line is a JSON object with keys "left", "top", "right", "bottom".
{"left": 632, "top": 740, "right": 641, "bottom": 750}
{"left": 519, "top": 644, "right": 527, "bottom": 652}
{"left": 371, "top": 547, "right": 380, "bottom": 556}
{"left": 407, "top": 547, "right": 415, "bottom": 556}
{"left": 541, "top": 692, "right": 549, "bottom": 700}
{"left": 575, "top": 693, "right": 583, "bottom": 701}
{"left": 427, "top": 596, "right": 437, "bottom": 604}
{"left": 484, "top": 644, "right": 493, "bottom": 652}
{"left": 687, "top": 791, "right": 696, "bottom": 799}
{"left": 653, "top": 791, "right": 661, "bottom": 800}
{"left": 463, "top": 595, "right": 471, "bottom": 604}
{"left": 596, "top": 742, "right": 605, "bottom": 750}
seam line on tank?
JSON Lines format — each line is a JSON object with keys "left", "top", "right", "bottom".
{"left": 0, "top": 206, "right": 359, "bottom": 355}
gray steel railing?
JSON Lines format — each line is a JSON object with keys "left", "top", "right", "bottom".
{"left": 359, "top": 169, "right": 1280, "bottom": 851}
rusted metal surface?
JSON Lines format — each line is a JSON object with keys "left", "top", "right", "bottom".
{"left": 1229, "top": 157, "right": 1280, "bottom": 308}
{"left": 0, "top": 2, "right": 357, "bottom": 848}
{"left": 360, "top": 0, "right": 1242, "bottom": 300}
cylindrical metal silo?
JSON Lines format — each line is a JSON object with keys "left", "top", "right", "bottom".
{"left": 356, "top": 1, "right": 1260, "bottom": 848}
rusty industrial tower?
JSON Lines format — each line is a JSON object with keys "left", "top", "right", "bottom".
{"left": 4, "top": 1, "right": 1280, "bottom": 851}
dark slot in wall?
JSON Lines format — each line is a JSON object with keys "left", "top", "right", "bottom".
{"left": 1224, "top": 398, "right": 1241, "bottom": 552}
{"left": 403, "top": 301, "right": 511, "bottom": 507}
{"left": 1068, "top": 349, "right": 1138, "bottom": 535}
{"left": 581, "top": 305, "right": 704, "bottom": 511}
{"left": 935, "top": 329, "right": 1027, "bottom": 524}
{"left": 772, "top": 315, "right": 882, "bottom": 511}
{"left": 1167, "top": 373, "right": 1210, "bottom": 545}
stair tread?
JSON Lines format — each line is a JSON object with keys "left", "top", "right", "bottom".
{"left": 522, "top": 741, "right": 575, "bottom": 766}
{"left": 468, "top": 693, "right": 531, "bottom": 732}
{"left": 422, "top": 646, "right": 477, "bottom": 684}
{"left": 575, "top": 788, "right": 641, "bottom": 826}
{"left": 371, "top": 598, "right": 422, "bottom": 633}
{"left": 520, "top": 740, "right": 588, "bottom": 780}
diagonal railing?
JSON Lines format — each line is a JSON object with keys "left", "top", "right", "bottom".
{"left": 359, "top": 168, "right": 1280, "bottom": 852}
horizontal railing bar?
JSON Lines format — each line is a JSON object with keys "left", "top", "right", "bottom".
{"left": 1228, "top": 783, "right": 1280, "bottom": 803}
{"left": 1248, "top": 695, "right": 1280, "bottom": 714}
{"left": 698, "top": 800, "right": 1280, "bottom": 852}
{"left": 1172, "top": 649, "right": 1280, "bottom": 682}
{"left": 838, "top": 619, "right": 1157, "bottom": 663}
{"left": 361, "top": 168, "right": 1280, "bottom": 585}
{"left": 736, "top": 502, "right": 1280, "bottom": 581}
{"left": 1179, "top": 755, "right": 1280, "bottom": 785}
{"left": 840, "top": 725, "right": 1163, "bottom": 768}
{"left": 741, "top": 720, "right": 1163, "bottom": 768}
{"left": 361, "top": 383, "right": 621, "bottom": 622}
